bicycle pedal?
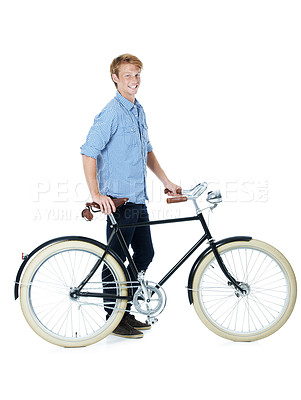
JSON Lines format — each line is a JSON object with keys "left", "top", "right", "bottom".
{"left": 147, "top": 317, "right": 158, "bottom": 325}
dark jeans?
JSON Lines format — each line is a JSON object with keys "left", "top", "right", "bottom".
{"left": 102, "top": 203, "right": 154, "bottom": 317}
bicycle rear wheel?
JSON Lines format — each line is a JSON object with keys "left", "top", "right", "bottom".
{"left": 192, "top": 239, "right": 297, "bottom": 341}
{"left": 20, "top": 239, "right": 128, "bottom": 347}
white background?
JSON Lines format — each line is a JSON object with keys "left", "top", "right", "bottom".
{"left": 1, "top": 0, "right": 300, "bottom": 399}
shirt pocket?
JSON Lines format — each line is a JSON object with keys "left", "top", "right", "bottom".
{"left": 122, "top": 126, "right": 140, "bottom": 147}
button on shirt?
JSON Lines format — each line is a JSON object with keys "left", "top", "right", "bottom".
{"left": 80, "top": 91, "right": 153, "bottom": 204}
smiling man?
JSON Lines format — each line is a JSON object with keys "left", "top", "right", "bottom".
{"left": 80, "top": 54, "right": 180, "bottom": 338}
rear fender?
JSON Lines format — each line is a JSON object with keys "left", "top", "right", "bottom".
{"left": 187, "top": 236, "right": 252, "bottom": 304}
{"left": 14, "top": 236, "right": 132, "bottom": 300}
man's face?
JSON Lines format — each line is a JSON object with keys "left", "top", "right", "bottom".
{"left": 112, "top": 63, "right": 141, "bottom": 102}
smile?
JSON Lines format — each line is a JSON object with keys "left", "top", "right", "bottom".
{"left": 129, "top": 85, "right": 138, "bottom": 89}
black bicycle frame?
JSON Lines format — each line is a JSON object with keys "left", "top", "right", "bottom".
{"left": 76, "top": 211, "right": 244, "bottom": 300}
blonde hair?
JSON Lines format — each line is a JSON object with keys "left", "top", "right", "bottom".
{"left": 110, "top": 54, "right": 143, "bottom": 88}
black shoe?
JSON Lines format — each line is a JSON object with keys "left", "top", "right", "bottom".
{"left": 112, "top": 320, "right": 144, "bottom": 339}
{"left": 125, "top": 314, "right": 151, "bottom": 331}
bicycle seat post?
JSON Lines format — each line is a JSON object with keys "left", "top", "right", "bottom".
{"left": 108, "top": 213, "right": 117, "bottom": 227}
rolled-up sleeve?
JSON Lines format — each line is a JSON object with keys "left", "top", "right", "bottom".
{"left": 147, "top": 141, "right": 153, "bottom": 153}
{"left": 80, "top": 107, "right": 117, "bottom": 159}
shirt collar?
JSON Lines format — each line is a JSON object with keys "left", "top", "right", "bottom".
{"left": 115, "top": 91, "right": 141, "bottom": 111}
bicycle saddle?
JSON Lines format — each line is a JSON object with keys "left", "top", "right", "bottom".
{"left": 82, "top": 198, "right": 129, "bottom": 221}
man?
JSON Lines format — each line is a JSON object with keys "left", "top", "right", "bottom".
{"left": 81, "top": 54, "right": 180, "bottom": 338}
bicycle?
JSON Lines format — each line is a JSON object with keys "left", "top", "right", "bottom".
{"left": 14, "top": 182, "right": 297, "bottom": 347}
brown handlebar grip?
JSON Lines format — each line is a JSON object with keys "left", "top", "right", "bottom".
{"left": 166, "top": 196, "right": 188, "bottom": 204}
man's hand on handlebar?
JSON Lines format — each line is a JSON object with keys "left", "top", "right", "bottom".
{"left": 164, "top": 181, "right": 182, "bottom": 197}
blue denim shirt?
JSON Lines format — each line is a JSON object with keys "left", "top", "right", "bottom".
{"left": 80, "top": 91, "right": 153, "bottom": 204}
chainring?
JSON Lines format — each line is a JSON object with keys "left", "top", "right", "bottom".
{"left": 133, "top": 281, "right": 167, "bottom": 317}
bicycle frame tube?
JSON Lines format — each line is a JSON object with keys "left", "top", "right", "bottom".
{"left": 158, "top": 234, "right": 207, "bottom": 286}
{"left": 75, "top": 211, "right": 243, "bottom": 298}
{"left": 117, "top": 215, "right": 200, "bottom": 229}
{"left": 107, "top": 214, "right": 203, "bottom": 286}
{"left": 76, "top": 230, "right": 117, "bottom": 292}
{"left": 75, "top": 215, "right": 203, "bottom": 296}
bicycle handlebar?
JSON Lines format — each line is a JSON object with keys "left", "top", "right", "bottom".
{"left": 164, "top": 188, "right": 188, "bottom": 203}
{"left": 164, "top": 183, "right": 208, "bottom": 204}
{"left": 166, "top": 196, "right": 188, "bottom": 204}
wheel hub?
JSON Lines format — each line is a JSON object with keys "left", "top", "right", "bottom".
{"left": 69, "top": 288, "right": 79, "bottom": 300}
{"left": 235, "top": 282, "right": 251, "bottom": 297}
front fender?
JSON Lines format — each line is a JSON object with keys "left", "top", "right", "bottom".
{"left": 14, "top": 235, "right": 131, "bottom": 300}
{"left": 187, "top": 236, "right": 252, "bottom": 304}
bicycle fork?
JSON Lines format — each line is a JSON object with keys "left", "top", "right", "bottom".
{"left": 197, "top": 209, "right": 245, "bottom": 295}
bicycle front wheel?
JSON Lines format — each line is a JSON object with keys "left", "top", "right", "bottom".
{"left": 192, "top": 239, "right": 297, "bottom": 341}
{"left": 20, "top": 239, "right": 128, "bottom": 347}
